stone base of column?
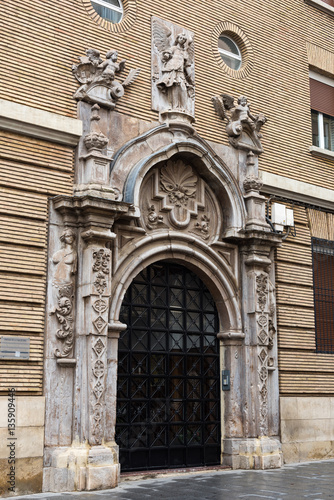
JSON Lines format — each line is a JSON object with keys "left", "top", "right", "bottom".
{"left": 43, "top": 444, "right": 120, "bottom": 492}
{"left": 223, "top": 436, "right": 283, "bottom": 470}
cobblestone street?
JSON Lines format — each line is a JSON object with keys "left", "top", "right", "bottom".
{"left": 6, "top": 460, "right": 334, "bottom": 500}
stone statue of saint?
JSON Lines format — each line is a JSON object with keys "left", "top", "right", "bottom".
{"left": 52, "top": 228, "right": 77, "bottom": 286}
{"left": 153, "top": 19, "right": 194, "bottom": 111}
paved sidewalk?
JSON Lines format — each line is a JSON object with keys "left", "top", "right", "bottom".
{"left": 5, "top": 460, "right": 334, "bottom": 500}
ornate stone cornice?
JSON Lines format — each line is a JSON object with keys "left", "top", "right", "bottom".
{"left": 53, "top": 194, "right": 134, "bottom": 233}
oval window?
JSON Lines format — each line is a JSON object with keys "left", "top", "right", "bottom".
{"left": 218, "top": 36, "right": 242, "bottom": 70}
{"left": 90, "top": 0, "right": 123, "bottom": 23}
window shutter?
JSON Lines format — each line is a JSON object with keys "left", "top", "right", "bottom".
{"left": 310, "top": 78, "right": 334, "bottom": 117}
{"left": 321, "top": 0, "right": 334, "bottom": 6}
{"left": 312, "top": 239, "right": 334, "bottom": 353}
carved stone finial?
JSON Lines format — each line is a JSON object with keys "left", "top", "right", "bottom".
{"left": 212, "top": 94, "right": 267, "bottom": 154}
{"left": 72, "top": 48, "right": 140, "bottom": 109}
{"left": 243, "top": 175, "right": 263, "bottom": 193}
{"left": 83, "top": 104, "right": 109, "bottom": 153}
{"left": 246, "top": 150, "right": 255, "bottom": 167}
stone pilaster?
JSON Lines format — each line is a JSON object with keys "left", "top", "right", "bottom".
{"left": 43, "top": 194, "right": 131, "bottom": 492}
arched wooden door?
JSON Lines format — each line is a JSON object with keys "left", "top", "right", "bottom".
{"left": 115, "top": 261, "right": 221, "bottom": 471}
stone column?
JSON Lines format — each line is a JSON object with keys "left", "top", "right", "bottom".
{"left": 79, "top": 231, "right": 120, "bottom": 490}
{"left": 222, "top": 150, "right": 283, "bottom": 469}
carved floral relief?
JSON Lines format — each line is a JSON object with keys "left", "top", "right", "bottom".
{"left": 139, "top": 159, "right": 220, "bottom": 242}
{"left": 89, "top": 249, "right": 111, "bottom": 445}
{"left": 254, "top": 270, "right": 277, "bottom": 436}
{"left": 255, "top": 272, "right": 269, "bottom": 436}
{"left": 93, "top": 248, "right": 110, "bottom": 275}
{"left": 160, "top": 162, "right": 197, "bottom": 206}
{"left": 91, "top": 335, "right": 106, "bottom": 443}
{"left": 92, "top": 249, "right": 110, "bottom": 333}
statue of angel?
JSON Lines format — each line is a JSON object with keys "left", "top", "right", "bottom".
{"left": 97, "top": 49, "right": 126, "bottom": 85}
{"left": 72, "top": 48, "right": 140, "bottom": 107}
{"left": 153, "top": 19, "right": 195, "bottom": 111}
{"left": 212, "top": 93, "right": 267, "bottom": 151}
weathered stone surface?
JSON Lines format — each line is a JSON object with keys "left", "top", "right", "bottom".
{"left": 86, "top": 464, "right": 119, "bottom": 490}
{"left": 280, "top": 396, "right": 334, "bottom": 464}
{"left": 16, "top": 397, "right": 45, "bottom": 428}
{"left": 0, "top": 457, "right": 43, "bottom": 498}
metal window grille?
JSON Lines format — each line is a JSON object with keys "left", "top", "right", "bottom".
{"left": 312, "top": 238, "right": 334, "bottom": 353}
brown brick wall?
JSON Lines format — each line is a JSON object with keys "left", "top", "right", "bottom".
{"left": 276, "top": 206, "right": 334, "bottom": 395}
{"left": 0, "top": 132, "right": 74, "bottom": 394}
{"left": 1, "top": 0, "right": 333, "bottom": 189}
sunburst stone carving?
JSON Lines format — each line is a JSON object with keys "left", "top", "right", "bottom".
{"left": 160, "top": 160, "right": 197, "bottom": 207}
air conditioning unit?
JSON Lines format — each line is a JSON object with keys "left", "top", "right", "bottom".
{"left": 271, "top": 203, "right": 294, "bottom": 232}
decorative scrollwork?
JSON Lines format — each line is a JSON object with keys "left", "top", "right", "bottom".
{"left": 256, "top": 273, "right": 268, "bottom": 312}
{"left": 93, "top": 249, "right": 110, "bottom": 274}
{"left": 54, "top": 284, "right": 74, "bottom": 358}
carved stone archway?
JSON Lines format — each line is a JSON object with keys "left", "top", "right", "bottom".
{"left": 107, "top": 235, "right": 243, "bottom": 473}
{"left": 109, "top": 123, "right": 247, "bottom": 238}
{"left": 109, "top": 234, "right": 242, "bottom": 333}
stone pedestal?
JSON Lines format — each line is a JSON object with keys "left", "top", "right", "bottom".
{"left": 223, "top": 437, "right": 282, "bottom": 470}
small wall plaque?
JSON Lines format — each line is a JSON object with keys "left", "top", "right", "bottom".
{"left": 0, "top": 336, "right": 30, "bottom": 360}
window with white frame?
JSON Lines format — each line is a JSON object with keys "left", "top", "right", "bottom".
{"left": 90, "top": 0, "right": 123, "bottom": 23}
{"left": 310, "top": 71, "right": 334, "bottom": 152}
{"left": 218, "top": 36, "right": 242, "bottom": 70}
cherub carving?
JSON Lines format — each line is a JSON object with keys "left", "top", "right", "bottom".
{"left": 152, "top": 19, "right": 195, "bottom": 111}
{"left": 212, "top": 94, "right": 267, "bottom": 153}
{"left": 72, "top": 48, "right": 140, "bottom": 109}
{"left": 96, "top": 50, "right": 126, "bottom": 86}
